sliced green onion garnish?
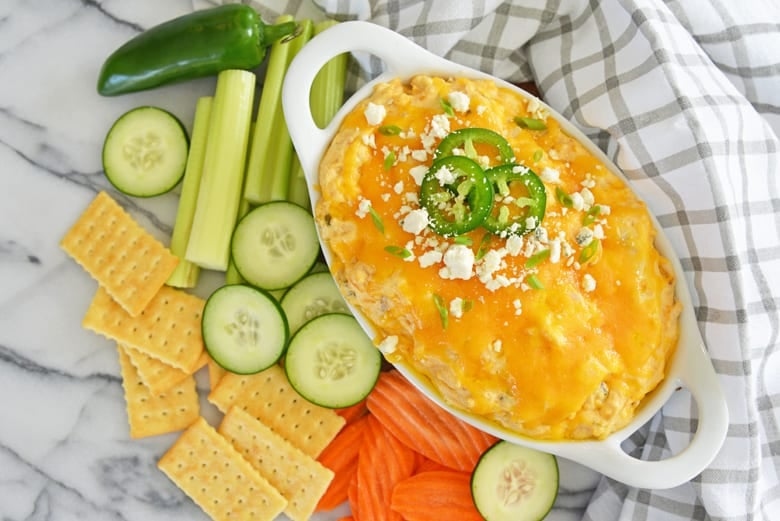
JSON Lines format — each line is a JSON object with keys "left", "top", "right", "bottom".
{"left": 583, "top": 205, "right": 601, "bottom": 225}
{"left": 579, "top": 239, "right": 599, "bottom": 263}
{"left": 476, "top": 232, "right": 492, "bottom": 260}
{"left": 384, "top": 151, "right": 396, "bottom": 170}
{"left": 556, "top": 186, "right": 573, "bottom": 208}
{"left": 527, "top": 274, "right": 544, "bottom": 290}
{"left": 525, "top": 249, "right": 550, "bottom": 268}
{"left": 514, "top": 116, "right": 547, "bottom": 130}
{"left": 378, "top": 125, "right": 402, "bottom": 136}
{"left": 533, "top": 149, "right": 544, "bottom": 162}
{"left": 440, "top": 98, "right": 455, "bottom": 117}
{"left": 433, "top": 293, "right": 449, "bottom": 329}
{"left": 369, "top": 206, "right": 385, "bottom": 233}
{"left": 453, "top": 236, "right": 473, "bottom": 246}
{"left": 384, "top": 245, "right": 412, "bottom": 259}
{"left": 462, "top": 299, "right": 474, "bottom": 313}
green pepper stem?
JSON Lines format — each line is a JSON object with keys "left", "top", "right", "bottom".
{"left": 262, "top": 21, "right": 299, "bottom": 46}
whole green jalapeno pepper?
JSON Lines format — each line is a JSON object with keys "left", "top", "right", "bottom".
{"left": 97, "top": 4, "right": 298, "bottom": 96}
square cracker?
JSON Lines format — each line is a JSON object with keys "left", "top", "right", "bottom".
{"left": 158, "top": 417, "right": 287, "bottom": 521}
{"left": 208, "top": 365, "right": 345, "bottom": 458}
{"left": 219, "top": 407, "right": 334, "bottom": 521}
{"left": 60, "top": 191, "right": 178, "bottom": 316}
{"left": 83, "top": 285, "right": 204, "bottom": 372}
{"left": 117, "top": 345, "right": 199, "bottom": 439}
{"left": 124, "top": 345, "right": 209, "bottom": 395}
{"left": 207, "top": 357, "right": 227, "bottom": 391}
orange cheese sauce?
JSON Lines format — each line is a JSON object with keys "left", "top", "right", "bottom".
{"left": 317, "top": 76, "right": 680, "bottom": 440}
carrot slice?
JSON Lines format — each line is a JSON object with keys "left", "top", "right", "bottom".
{"left": 336, "top": 398, "right": 368, "bottom": 424}
{"left": 356, "top": 415, "right": 417, "bottom": 521}
{"left": 316, "top": 415, "right": 368, "bottom": 511}
{"left": 366, "top": 370, "right": 498, "bottom": 472}
{"left": 348, "top": 466, "right": 360, "bottom": 520}
{"left": 415, "top": 454, "right": 451, "bottom": 474}
{"left": 390, "top": 470, "right": 483, "bottom": 521}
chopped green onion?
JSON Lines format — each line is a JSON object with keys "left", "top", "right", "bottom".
{"left": 514, "top": 116, "right": 547, "bottom": 130}
{"left": 476, "top": 232, "right": 492, "bottom": 260}
{"left": 527, "top": 274, "right": 545, "bottom": 290}
{"left": 369, "top": 207, "right": 385, "bottom": 234}
{"left": 384, "top": 245, "right": 412, "bottom": 259}
{"left": 556, "top": 186, "right": 574, "bottom": 208}
{"left": 379, "top": 125, "right": 402, "bottom": 136}
{"left": 462, "top": 299, "right": 474, "bottom": 313}
{"left": 533, "top": 149, "right": 544, "bottom": 162}
{"left": 525, "top": 249, "right": 550, "bottom": 268}
{"left": 384, "top": 151, "right": 396, "bottom": 170}
{"left": 453, "top": 236, "right": 473, "bottom": 246}
{"left": 579, "top": 239, "right": 600, "bottom": 263}
{"left": 583, "top": 205, "right": 602, "bottom": 225}
{"left": 433, "top": 293, "right": 449, "bottom": 329}
{"left": 440, "top": 97, "right": 454, "bottom": 117}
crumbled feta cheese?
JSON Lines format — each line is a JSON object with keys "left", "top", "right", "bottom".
{"left": 403, "top": 241, "right": 416, "bottom": 262}
{"left": 525, "top": 216, "right": 538, "bottom": 230}
{"left": 430, "top": 114, "right": 450, "bottom": 139}
{"left": 381, "top": 193, "right": 391, "bottom": 202}
{"left": 593, "top": 224, "right": 605, "bottom": 240}
{"left": 562, "top": 240, "right": 575, "bottom": 258}
{"left": 512, "top": 164, "right": 530, "bottom": 175}
{"left": 476, "top": 105, "right": 487, "bottom": 115}
{"left": 356, "top": 198, "right": 372, "bottom": 218}
{"left": 506, "top": 235, "right": 524, "bottom": 256}
{"left": 434, "top": 165, "right": 456, "bottom": 186}
{"left": 570, "top": 191, "right": 585, "bottom": 211}
{"left": 540, "top": 167, "right": 560, "bottom": 184}
{"left": 534, "top": 226, "right": 549, "bottom": 244}
{"left": 575, "top": 227, "right": 594, "bottom": 247}
{"left": 477, "top": 249, "right": 503, "bottom": 282}
{"left": 583, "top": 274, "right": 597, "bottom": 292}
{"left": 393, "top": 181, "right": 404, "bottom": 194}
{"left": 447, "top": 91, "right": 470, "bottom": 113}
{"left": 492, "top": 340, "right": 503, "bottom": 353}
{"left": 549, "top": 239, "right": 561, "bottom": 263}
{"left": 404, "top": 191, "right": 419, "bottom": 204}
{"left": 401, "top": 208, "right": 429, "bottom": 235}
{"left": 513, "top": 299, "right": 523, "bottom": 316}
{"left": 364, "top": 102, "right": 386, "bottom": 125}
{"left": 411, "top": 149, "right": 428, "bottom": 162}
{"left": 580, "top": 187, "right": 595, "bottom": 207}
{"left": 476, "top": 155, "right": 490, "bottom": 169}
{"left": 581, "top": 175, "right": 596, "bottom": 189}
{"left": 596, "top": 204, "right": 611, "bottom": 215}
{"left": 450, "top": 297, "right": 465, "bottom": 318}
{"left": 438, "top": 245, "right": 474, "bottom": 280}
{"left": 378, "top": 335, "right": 398, "bottom": 355}
{"left": 409, "top": 165, "right": 428, "bottom": 186}
{"left": 418, "top": 250, "right": 443, "bottom": 268}
{"left": 361, "top": 133, "right": 376, "bottom": 149}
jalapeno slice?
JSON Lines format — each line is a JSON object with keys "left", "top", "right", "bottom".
{"left": 482, "top": 164, "right": 546, "bottom": 236}
{"left": 420, "top": 156, "right": 494, "bottom": 237}
{"left": 433, "top": 128, "right": 515, "bottom": 164}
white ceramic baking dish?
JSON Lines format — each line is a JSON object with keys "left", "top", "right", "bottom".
{"left": 282, "top": 20, "right": 728, "bottom": 490}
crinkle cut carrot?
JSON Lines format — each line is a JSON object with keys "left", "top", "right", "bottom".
{"left": 366, "top": 370, "right": 498, "bottom": 472}
{"left": 335, "top": 398, "right": 368, "bottom": 424}
{"left": 348, "top": 461, "right": 360, "bottom": 519}
{"left": 316, "top": 415, "right": 368, "bottom": 512}
{"left": 390, "top": 470, "right": 484, "bottom": 521}
{"left": 415, "top": 454, "right": 451, "bottom": 473}
{"left": 356, "top": 415, "right": 417, "bottom": 521}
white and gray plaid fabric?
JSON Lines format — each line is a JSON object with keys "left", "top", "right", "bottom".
{"left": 221, "top": 0, "right": 780, "bottom": 519}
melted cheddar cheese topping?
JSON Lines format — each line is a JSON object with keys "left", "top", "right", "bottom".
{"left": 317, "top": 76, "right": 681, "bottom": 440}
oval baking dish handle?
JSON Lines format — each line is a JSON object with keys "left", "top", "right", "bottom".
{"left": 282, "top": 21, "right": 451, "bottom": 185}
{"left": 570, "top": 342, "right": 729, "bottom": 490}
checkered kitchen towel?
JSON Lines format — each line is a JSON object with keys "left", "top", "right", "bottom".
{"left": 218, "top": 0, "right": 780, "bottom": 518}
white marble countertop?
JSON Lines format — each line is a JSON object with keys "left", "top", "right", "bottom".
{"left": 0, "top": 0, "right": 614, "bottom": 519}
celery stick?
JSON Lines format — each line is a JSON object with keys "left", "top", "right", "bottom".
{"left": 243, "top": 15, "right": 296, "bottom": 204}
{"left": 224, "top": 196, "right": 249, "bottom": 285}
{"left": 266, "top": 19, "right": 314, "bottom": 202}
{"left": 185, "top": 69, "right": 255, "bottom": 271}
{"left": 288, "top": 20, "right": 348, "bottom": 209}
{"left": 166, "top": 96, "right": 213, "bottom": 288}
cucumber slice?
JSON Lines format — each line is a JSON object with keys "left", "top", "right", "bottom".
{"left": 102, "top": 106, "right": 188, "bottom": 197}
{"left": 231, "top": 202, "right": 320, "bottom": 290}
{"left": 285, "top": 313, "right": 381, "bottom": 408}
{"left": 471, "top": 441, "right": 559, "bottom": 521}
{"left": 202, "top": 284, "right": 289, "bottom": 374}
{"left": 280, "top": 272, "right": 351, "bottom": 335}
